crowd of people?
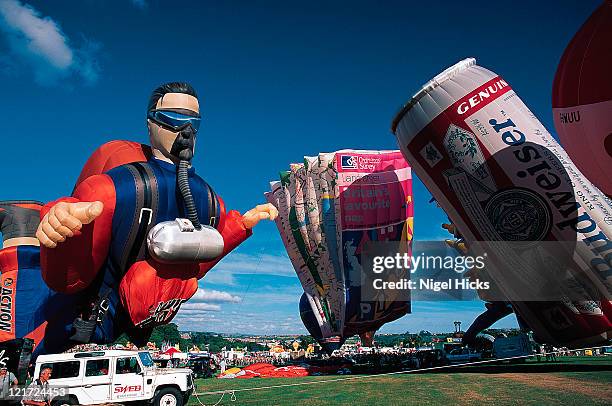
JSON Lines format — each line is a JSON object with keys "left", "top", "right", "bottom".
{"left": 66, "top": 343, "right": 126, "bottom": 353}
{"left": 230, "top": 355, "right": 289, "bottom": 368}
{"left": 534, "top": 345, "right": 608, "bottom": 362}
{"left": 0, "top": 365, "right": 53, "bottom": 406}
{"left": 308, "top": 349, "right": 448, "bottom": 375}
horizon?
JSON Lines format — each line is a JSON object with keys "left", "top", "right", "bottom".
{"left": 176, "top": 327, "right": 521, "bottom": 337}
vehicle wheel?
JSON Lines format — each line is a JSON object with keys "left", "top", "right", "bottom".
{"left": 153, "top": 387, "right": 183, "bottom": 406}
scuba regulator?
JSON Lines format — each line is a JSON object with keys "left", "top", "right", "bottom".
{"left": 146, "top": 125, "right": 224, "bottom": 263}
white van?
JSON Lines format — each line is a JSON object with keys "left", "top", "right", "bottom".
{"left": 33, "top": 350, "right": 194, "bottom": 405}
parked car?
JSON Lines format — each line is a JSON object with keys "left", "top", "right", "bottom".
{"left": 446, "top": 347, "right": 481, "bottom": 364}
{"left": 493, "top": 333, "right": 532, "bottom": 360}
{"left": 187, "top": 355, "right": 217, "bottom": 379}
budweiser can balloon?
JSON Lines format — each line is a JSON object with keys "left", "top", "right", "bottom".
{"left": 391, "top": 58, "right": 612, "bottom": 347}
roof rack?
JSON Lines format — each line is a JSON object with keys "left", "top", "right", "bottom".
{"left": 74, "top": 351, "right": 106, "bottom": 358}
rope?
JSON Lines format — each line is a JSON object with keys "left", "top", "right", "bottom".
{"left": 193, "top": 389, "right": 236, "bottom": 406}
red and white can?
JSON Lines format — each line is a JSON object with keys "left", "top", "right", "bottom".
{"left": 391, "top": 58, "right": 612, "bottom": 347}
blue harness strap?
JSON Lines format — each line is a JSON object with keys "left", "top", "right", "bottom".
{"left": 119, "top": 162, "right": 160, "bottom": 271}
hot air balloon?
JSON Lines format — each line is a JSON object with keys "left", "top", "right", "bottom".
{"left": 267, "top": 150, "right": 414, "bottom": 353}
{"left": 553, "top": 0, "right": 612, "bottom": 197}
{"left": 392, "top": 58, "right": 612, "bottom": 347}
{"left": 0, "top": 138, "right": 248, "bottom": 359}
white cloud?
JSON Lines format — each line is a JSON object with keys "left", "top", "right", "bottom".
{"left": 173, "top": 289, "right": 243, "bottom": 319}
{"left": 201, "top": 270, "right": 237, "bottom": 286}
{"left": 179, "top": 303, "right": 222, "bottom": 312}
{"left": 0, "top": 0, "right": 100, "bottom": 85}
{"left": 0, "top": 0, "right": 71, "bottom": 68}
{"left": 172, "top": 309, "right": 307, "bottom": 335}
{"left": 190, "top": 289, "right": 242, "bottom": 304}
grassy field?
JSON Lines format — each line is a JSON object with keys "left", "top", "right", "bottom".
{"left": 189, "top": 356, "right": 612, "bottom": 405}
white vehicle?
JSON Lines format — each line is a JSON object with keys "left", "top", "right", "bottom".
{"left": 33, "top": 350, "right": 194, "bottom": 405}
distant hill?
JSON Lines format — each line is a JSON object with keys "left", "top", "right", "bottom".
{"left": 114, "top": 324, "right": 267, "bottom": 352}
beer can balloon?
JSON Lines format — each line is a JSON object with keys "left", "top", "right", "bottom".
{"left": 391, "top": 58, "right": 612, "bottom": 347}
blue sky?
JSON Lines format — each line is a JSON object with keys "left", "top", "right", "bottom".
{"left": 0, "top": 0, "right": 600, "bottom": 335}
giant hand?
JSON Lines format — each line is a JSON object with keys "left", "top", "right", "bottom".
{"left": 36, "top": 201, "right": 104, "bottom": 248}
{"left": 242, "top": 203, "right": 278, "bottom": 229}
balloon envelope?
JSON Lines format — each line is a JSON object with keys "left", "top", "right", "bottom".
{"left": 552, "top": 0, "right": 612, "bottom": 196}
{"left": 268, "top": 150, "right": 413, "bottom": 352}
{"left": 392, "top": 58, "right": 612, "bottom": 347}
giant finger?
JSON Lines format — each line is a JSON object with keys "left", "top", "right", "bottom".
{"left": 55, "top": 208, "right": 84, "bottom": 231}
{"left": 36, "top": 228, "right": 57, "bottom": 248}
{"left": 243, "top": 210, "right": 256, "bottom": 220}
{"left": 48, "top": 202, "right": 68, "bottom": 218}
{"left": 41, "top": 221, "right": 65, "bottom": 243}
{"left": 70, "top": 201, "right": 104, "bottom": 224}
{"left": 47, "top": 215, "right": 74, "bottom": 238}
{"left": 268, "top": 205, "right": 279, "bottom": 220}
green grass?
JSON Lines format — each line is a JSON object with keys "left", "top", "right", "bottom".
{"left": 189, "top": 357, "right": 612, "bottom": 405}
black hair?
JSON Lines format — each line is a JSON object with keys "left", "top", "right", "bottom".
{"left": 147, "top": 82, "right": 198, "bottom": 112}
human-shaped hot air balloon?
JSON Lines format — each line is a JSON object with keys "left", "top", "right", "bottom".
{"left": 0, "top": 82, "right": 277, "bottom": 358}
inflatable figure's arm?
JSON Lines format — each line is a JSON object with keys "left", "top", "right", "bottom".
{"left": 196, "top": 199, "right": 278, "bottom": 278}
{"left": 39, "top": 175, "right": 116, "bottom": 293}
{"left": 197, "top": 196, "right": 251, "bottom": 278}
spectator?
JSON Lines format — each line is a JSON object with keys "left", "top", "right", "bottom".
{"left": 22, "top": 367, "right": 52, "bottom": 406}
{"left": 0, "top": 366, "right": 18, "bottom": 401}
{"left": 545, "top": 344, "right": 556, "bottom": 362}
{"left": 550, "top": 346, "right": 558, "bottom": 362}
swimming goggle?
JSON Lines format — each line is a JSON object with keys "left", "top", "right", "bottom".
{"left": 147, "top": 109, "right": 201, "bottom": 133}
